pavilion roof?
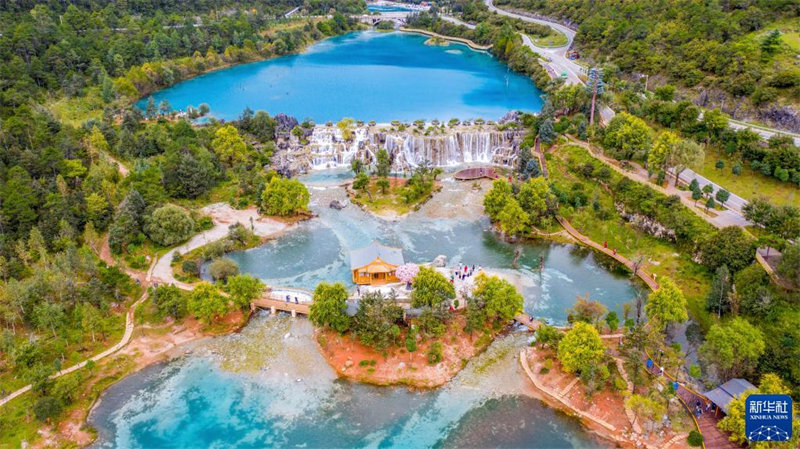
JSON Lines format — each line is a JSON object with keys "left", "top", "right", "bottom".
{"left": 349, "top": 241, "right": 404, "bottom": 270}
{"left": 705, "top": 378, "right": 756, "bottom": 414}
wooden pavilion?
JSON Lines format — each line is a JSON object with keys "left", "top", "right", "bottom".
{"left": 349, "top": 241, "right": 405, "bottom": 285}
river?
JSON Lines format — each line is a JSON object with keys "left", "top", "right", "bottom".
{"left": 89, "top": 173, "right": 636, "bottom": 448}
{"left": 140, "top": 30, "right": 543, "bottom": 122}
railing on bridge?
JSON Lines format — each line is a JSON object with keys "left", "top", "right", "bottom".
{"left": 251, "top": 286, "right": 314, "bottom": 316}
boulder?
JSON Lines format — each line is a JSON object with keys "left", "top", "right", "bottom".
{"left": 274, "top": 113, "right": 299, "bottom": 132}
{"left": 329, "top": 199, "right": 347, "bottom": 210}
{"left": 498, "top": 110, "right": 521, "bottom": 124}
{"left": 432, "top": 255, "right": 447, "bottom": 267}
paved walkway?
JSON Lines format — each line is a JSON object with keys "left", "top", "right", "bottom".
{"left": 150, "top": 203, "right": 288, "bottom": 286}
{"left": 645, "top": 354, "right": 740, "bottom": 449}
{"left": 0, "top": 283, "right": 149, "bottom": 408}
{"left": 566, "top": 138, "right": 751, "bottom": 228}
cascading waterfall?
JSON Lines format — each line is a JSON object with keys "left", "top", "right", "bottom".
{"left": 287, "top": 125, "right": 524, "bottom": 172}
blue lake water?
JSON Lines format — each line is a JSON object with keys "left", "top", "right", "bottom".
{"left": 140, "top": 31, "right": 544, "bottom": 122}
{"left": 90, "top": 178, "right": 635, "bottom": 448}
{"left": 222, "top": 178, "right": 639, "bottom": 325}
{"left": 368, "top": 4, "right": 415, "bottom": 12}
{"left": 89, "top": 317, "right": 613, "bottom": 449}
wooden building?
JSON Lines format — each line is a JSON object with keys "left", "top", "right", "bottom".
{"left": 350, "top": 241, "right": 405, "bottom": 285}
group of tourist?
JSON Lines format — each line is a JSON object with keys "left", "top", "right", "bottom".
{"left": 451, "top": 262, "right": 481, "bottom": 283}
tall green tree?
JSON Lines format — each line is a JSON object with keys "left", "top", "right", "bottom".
{"left": 411, "top": 266, "right": 455, "bottom": 309}
{"left": 697, "top": 226, "right": 756, "bottom": 272}
{"left": 1, "top": 166, "right": 39, "bottom": 237}
{"left": 260, "top": 177, "right": 309, "bottom": 216}
{"left": 309, "top": 282, "right": 351, "bottom": 333}
{"left": 645, "top": 277, "right": 687, "bottom": 330}
{"left": 212, "top": 125, "right": 249, "bottom": 167}
{"left": 223, "top": 274, "right": 265, "bottom": 310}
{"left": 472, "top": 273, "right": 524, "bottom": 323}
{"left": 557, "top": 321, "right": 605, "bottom": 374}
{"left": 187, "top": 282, "right": 228, "bottom": 324}
{"left": 699, "top": 317, "right": 765, "bottom": 379}
{"left": 483, "top": 179, "right": 512, "bottom": 220}
{"left": 144, "top": 204, "right": 194, "bottom": 246}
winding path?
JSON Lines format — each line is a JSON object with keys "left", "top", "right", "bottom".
{"left": 565, "top": 138, "right": 751, "bottom": 228}
{"left": 0, "top": 285, "right": 149, "bottom": 408}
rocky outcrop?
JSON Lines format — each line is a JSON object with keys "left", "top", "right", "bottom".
{"left": 329, "top": 200, "right": 347, "bottom": 210}
{"left": 616, "top": 205, "right": 677, "bottom": 242}
{"left": 274, "top": 113, "right": 299, "bottom": 133}
{"left": 758, "top": 105, "right": 800, "bottom": 134}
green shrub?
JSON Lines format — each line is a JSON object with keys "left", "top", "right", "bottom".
{"left": 208, "top": 257, "right": 239, "bottom": 281}
{"left": 359, "top": 360, "right": 370, "bottom": 367}
{"left": 613, "top": 376, "right": 627, "bottom": 391}
{"left": 687, "top": 430, "right": 703, "bottom": 447}
{"left": 196, "top": 216, "right": 214, "bottom": 230}
{"left": 427, "top": 342, "right": 443, "bottom": 365}
{"left": 715, "top": 160, "right": 725, "bottom": 169}
{"left": 33, "top": 396, "right": 63, "bottom": 421}
{"left": 182, "top": 259, "right": 200, "bottom": 276}
{"left": 732, "top": 162, "right": 742, "bottom": 175}
{"left": 405, "top": 332, "right": 418, "bottom": 353}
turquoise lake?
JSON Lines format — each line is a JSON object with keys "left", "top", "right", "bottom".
{"left": 140, "top": 31, "right": 544, "bottom": 122}
{"left": 90, "top": 176, "right": 636, "bottom": 448}
{"left": 367, "top": 4, "right": 416, "bottom": 12}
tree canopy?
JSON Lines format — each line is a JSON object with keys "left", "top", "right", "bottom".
{"left": 260, "top": 176, "right": 310, "bottom": 216}
{"left": 411, "top": 266, "right": 455, "bottom": 309}
{"left": 309, "top": 282, "right": 351, "bottom": 333}
{"left": 557, "top": 321, "right": 605, "bottom": 374}
{"left": 699, "top": 317, "right": 765, "bottom": 379}
{"left": 645, "top": 277, "right": 688, "bottom": 329}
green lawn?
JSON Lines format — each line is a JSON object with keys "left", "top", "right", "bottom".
{"left": 350, "top": 177, "right": 437, "bottom": 216}
{"left": 696, "top": 151, "right": 800, "bottom": 207}
{"left": 531, "top": 31, "right": 568, "bottom": 48}
{"left": 47, "top": 88, "right": 106, "bottom": 127}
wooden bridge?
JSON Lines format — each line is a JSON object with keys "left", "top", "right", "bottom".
{"left": 557, "top": 217, "right": 660, "bottom": 291}
{"left": 251, "top": 287, "right": 313, "bottom": 316}
{"left": 644, "top": 350, "right": 740, "bottom": 449}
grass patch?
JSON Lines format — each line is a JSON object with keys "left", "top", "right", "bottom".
{"left": 695, "top": 151, "right": 799, "bottom": 207}
{"left": 349, "top": 177, "right": 439, "bottom": 216}
{"left": 531, "top": 31, "right": 568, "bottom": 48}
{"left": 47, "top": 88, "right": 107, "bottom": 127}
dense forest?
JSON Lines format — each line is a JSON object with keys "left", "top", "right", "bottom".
{"left": 0, "top": 0, "right": 357, "bottom": 441}
{"left": 494, "top": 0, "right": 800, "bottom": 130}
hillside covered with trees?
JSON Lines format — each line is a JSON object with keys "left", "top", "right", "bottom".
{"left": 494, "top": 0, "right": 800, "bottom": 131}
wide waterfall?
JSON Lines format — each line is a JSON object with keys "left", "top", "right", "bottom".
{"left": 275, "top": 124, "right": 526, "bottom": 173}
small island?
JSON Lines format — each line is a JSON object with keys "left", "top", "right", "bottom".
{"left": 310, "top": 242, "right": 524, "bottom": 387}
{"left": 347, "top": 149, "right": 442, "bottom": 219}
